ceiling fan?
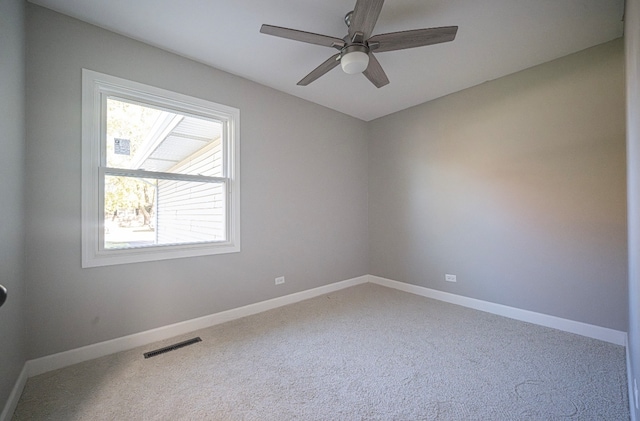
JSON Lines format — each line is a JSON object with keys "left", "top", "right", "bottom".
{"left": 260, "top": 0, "right": 458, "bottom": 88}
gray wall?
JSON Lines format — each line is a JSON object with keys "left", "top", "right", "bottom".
{"left": 25, "top": 4, "right": 369, "bottom": 359}
{"left": 626, "top": 0, "right": 640, "bottom": 417}
{"left": 368, "top": 39, "right": 627, "bottom": 331}
{"left": 0, "top": 0, "right": 27, "bottom": 412}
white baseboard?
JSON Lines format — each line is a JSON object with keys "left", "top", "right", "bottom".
{"left": 368, "top": 275, "right": 627, "bottom": 346}
{"left": 27, "top": 275, "right": 368, "bottom": 377}
{"left": 19, "top": 273, "right": 628, "bottom": 379}
{"left": 0, "top": 364, "right": 28, "bottom": 421}
{"left": 628, "top": 340, "right": 638, "bottom": 421}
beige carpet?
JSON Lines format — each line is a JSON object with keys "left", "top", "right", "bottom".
{"left": 13, "top": 283, "right": 629, "bottom": 420}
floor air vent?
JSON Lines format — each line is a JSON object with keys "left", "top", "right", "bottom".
{"left": 144, "top": 337, "right": 202, "bottom": 359}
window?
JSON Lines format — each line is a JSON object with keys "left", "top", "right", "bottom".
{"left": 82, "top": 69, "right": 240, "bottom": 267}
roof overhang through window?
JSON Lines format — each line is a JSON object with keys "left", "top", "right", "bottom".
{"left": 129, "top": 112, "right": 223, "bottom": 173}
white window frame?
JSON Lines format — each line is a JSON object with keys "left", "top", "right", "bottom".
{"left": 81, "top": 69, "right": 240, "bottom": 268}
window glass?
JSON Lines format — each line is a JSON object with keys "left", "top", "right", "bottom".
{"left": 103, "top": 98, "right": 226, "bottom": 249}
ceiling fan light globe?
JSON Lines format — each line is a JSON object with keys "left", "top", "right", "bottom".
{"left": 341, "top": 51, "right": 369, "bottom": 74}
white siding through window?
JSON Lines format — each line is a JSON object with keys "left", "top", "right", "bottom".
{"left": 156, "top": 138, "right": 226, "bottom": 244}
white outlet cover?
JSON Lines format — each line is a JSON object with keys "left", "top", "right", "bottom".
{"left": 445, "top": 274, "right": 457, "bottom": 282}
{"left": 275, "top": 276, "right": 285, "bottom": 285}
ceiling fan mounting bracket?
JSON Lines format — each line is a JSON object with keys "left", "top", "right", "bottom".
{"left": 350, "top": 31, "right": 365, "bottom": 44}
{"left": 331, "top": 41, "right": 346, "bottom": 50}
{"left": 344, "top": 11, "right": 354, "bottom": 28}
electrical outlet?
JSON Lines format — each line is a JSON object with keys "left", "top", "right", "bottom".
{"left": 445, "top": 274, "right": 457, "bottom": 282}
{"left": 275, "top": 276, "right": 285, "bottom": 285}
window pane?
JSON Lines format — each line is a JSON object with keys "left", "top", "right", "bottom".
{"left": 106, "top": 98, "right": 224, "bottom": 177}
{"left": 105, "top": 175, "right": 226, "bottom": 249}
{"left": 104, "top": 175, "right": 158, "bottom": 249}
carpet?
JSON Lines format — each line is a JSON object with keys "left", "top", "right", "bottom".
{"left": 12, "top": 283, "right": 629, "bottom": 420}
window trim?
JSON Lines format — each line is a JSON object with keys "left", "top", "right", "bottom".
{"left": 81, "top": 69, "right": 240, "bottom": 268}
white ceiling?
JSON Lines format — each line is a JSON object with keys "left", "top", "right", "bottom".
{"left": 29, "top": 0, "right": 624, "bottom": 121}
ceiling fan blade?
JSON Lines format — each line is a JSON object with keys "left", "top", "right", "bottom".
{"left": 297, "top": 53, "right": 341, "bottom": 86}
{"left": 261, "top": 24, "right": 345, "bottom": 49}
{"left": 362, "top": 53, "right": 389, "bottom": 88}
{"left": 368, "top": 26, "right": 458, "bottom": 53}
{"left": 349, "top": 0, "right": 385, "bottom": 41}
